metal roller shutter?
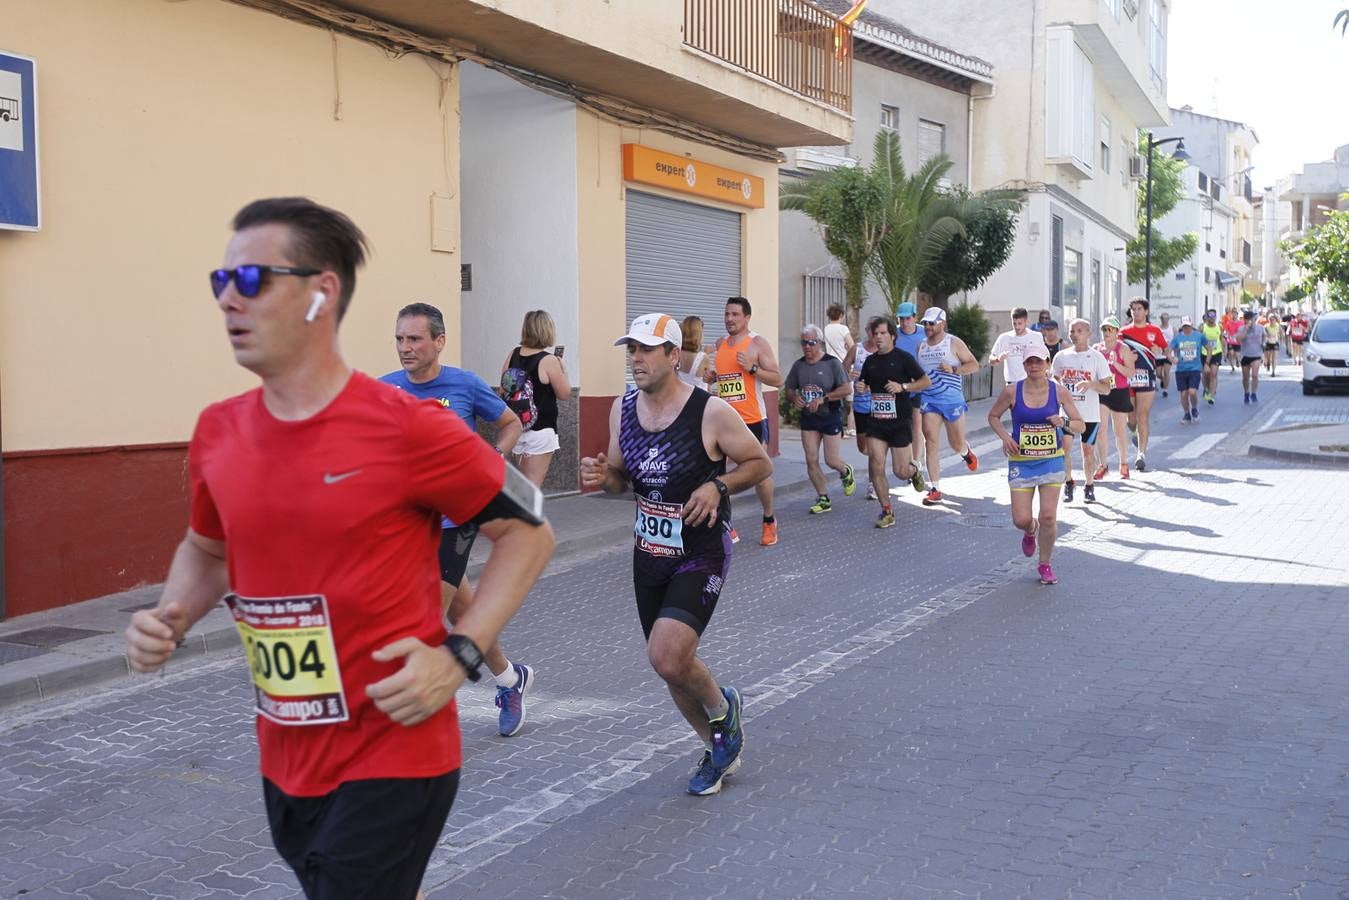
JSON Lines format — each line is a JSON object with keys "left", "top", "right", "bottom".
{"left": 625, "top": 191, "right": 742, "bottom": 348}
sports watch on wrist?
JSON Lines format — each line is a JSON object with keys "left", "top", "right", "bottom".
{"left": 711, "top": 477, "right": 729, "bottom": 498}
{"left": 749, "top": 364, "right": 759, "bottom": 374}
{"left": 442, "top": 634, "right": 484, "bottom": 682}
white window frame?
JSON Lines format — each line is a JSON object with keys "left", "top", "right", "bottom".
{"left": 1103, "top": 0, "right": 1120, "bottom": 19}
{"left": 1045, "top": 27, "right": 1094, "bottom": 174}
{"left": 1099, "top": 115, "right": 1111, "bottom": 175}
{"left": 880, "top": 104, "right": 900, "bottom": 132}
{"left": 1150, "top": 0, "right": 1168, "bottom": 92}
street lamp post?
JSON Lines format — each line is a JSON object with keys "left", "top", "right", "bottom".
{"left": 1144, "top": 132, "right": 1190, "bottom": 302}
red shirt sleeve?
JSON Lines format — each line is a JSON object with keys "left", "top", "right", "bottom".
{"left": 187, "top": 411, "right": 226, "bottom": 541}
{"left": 404, "top": 398, "right": 508, "bottom": 524}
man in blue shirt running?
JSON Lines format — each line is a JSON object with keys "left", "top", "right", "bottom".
{"left": 380, "top": 303, "right": 536, "bottom": 737}
{"left": 1168, "top": 316, "right": 1212, "bottom": 425}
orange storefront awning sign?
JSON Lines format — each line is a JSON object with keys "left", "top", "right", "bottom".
{"left": 622, "top": 144, "right": 764, "bottom": 209}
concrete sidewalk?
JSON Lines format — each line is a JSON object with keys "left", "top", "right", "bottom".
{"left": 0, "top": 396, "right": 1002, "bottom": 709}
{"left": 1248, "top": 422, "right": 1349, "bottom": 468}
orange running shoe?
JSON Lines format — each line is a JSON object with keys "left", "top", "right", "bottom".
{"left": 1119, "top": 462, "right": 1130, "bottom": 480}
{"left": 922, "top": 488, "right": 943, "bottom": 506}
{"left": 962, "top": 448, "right": 978, "bottom": 472}
{"left": 760, "top": 521, "right": 778, "bottom": 546}
{"left": 1093, "top": 464, "right": 1108, "bottom": 480}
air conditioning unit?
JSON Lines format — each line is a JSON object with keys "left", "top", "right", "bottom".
{"left": 1128, "top": 155, "right": 1145, "bottom": 179}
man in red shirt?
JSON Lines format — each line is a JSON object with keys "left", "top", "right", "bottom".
{"left": 125, "top": 198, "right": 554, "bottom": 899}
{"left": 1120, "top": 297, "right": 1168, "bottom": 473}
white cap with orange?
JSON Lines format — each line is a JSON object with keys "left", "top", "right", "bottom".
{"left": 614, "top": 313, "right": 682, "bottom": 348}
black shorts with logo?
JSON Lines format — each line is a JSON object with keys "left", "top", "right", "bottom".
{"left": 863, "top": 416, "right": 913, "bottom": 448}
{"left": 437, "top": 524, "right": 479, "bottom": 588}
{"left": 264, "top": 770, "right": 460, "bottom": 900}
{"left": 633, "top": 538, "right": 732, "bottom": 639}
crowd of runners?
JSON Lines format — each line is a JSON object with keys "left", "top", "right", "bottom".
{"left": 122, "top": 195, "right": 1313, "bottom": 898}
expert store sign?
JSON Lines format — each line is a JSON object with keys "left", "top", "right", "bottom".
{"left": 0, "top": 50, "right": 40, "bottom": 231}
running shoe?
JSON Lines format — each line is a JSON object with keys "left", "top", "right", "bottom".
{"left": 1182, "top": 412, "right": 1192, "bottom": 424}
{"left": 1038, "top": 563, "right": 1058, "bottom": 585}
{"left": 840, "top": 464, "right": 856, "bottom": 497}
{"left": 494, "top": 663, "right": 533, "bottom": 737}
{"left": 922, "top": 488, "right": 943, "bottom": 506}
{"left": 909, "top": 464, "right": 926, "bottom": 493}
{"left": 760, "top": 521, "right": 778, "bottom": 546}
{"left": 687, "top": 750, "right": 741, "bottom": 796}
{"left": 1083, "top": 484, "right": 1096, "bottom": 503}
{"left": 962, "top": 448, "right": 979, "bottom": 472}
{"left": 1021, "top": 530, "right": 1036, "bottom": 557}
{"left": 708, "top": 686, "right": 743, "bottom": 770}
{"left": 1063, "top": 479, "right": 1075, "bottom": 503}
{"left": 809, "top": 496, "right": 832, "bottom": 515}
{"left": 1191, "top": 411, "right": 1199, "bottom": 423}
{"left": 1251, "top": 393, "right": 1258, "bottom": 403}
{"left": 1093, "top": 464, "right": 1108, "bottom": 480}
{"left": 865, "top": 483, "right": 878, "bottom": 501}
{"left": 729, "top": 527, "right": 740, "bottom": 544}
{"left": 1243, "top": 393, "right": 1250, "bottom": 404}
{"left": 1119, "top": 462, "right": 1131, "bottom": 480}
{"left": 875, "top": 509, "right": 896, "bottom": 529}
{"left": 1135, "top": 455, "right": 1146, "bottom": 473}
{"left": 1162, "top": 390, "right": 1168, "bottom": 398}
{"left": 1207, "top": 396, "right": 1215, "bottom": 406}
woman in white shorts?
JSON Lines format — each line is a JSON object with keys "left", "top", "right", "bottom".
{"left": 501, "top": 310, "right": 571, "bottom": 486}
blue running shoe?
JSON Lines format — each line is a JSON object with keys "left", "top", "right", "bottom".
{"left": 687, "top": 750, "right": 742, "bottom": 795}
{"left": 494, "top": 663, "right": 533, "bottom": 736}
{"left": 709, "top": 686, "right": 743, "bottom": 770}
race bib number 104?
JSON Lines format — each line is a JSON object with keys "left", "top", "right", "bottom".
{"left": 224, "top": 593, "right": 348, "bottom": 726}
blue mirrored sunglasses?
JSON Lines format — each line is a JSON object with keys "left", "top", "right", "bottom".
{"left": 209, "top": 265, "right": 321, "bottom": 299}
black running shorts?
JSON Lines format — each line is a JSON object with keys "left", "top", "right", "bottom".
{"left": 1241, "top": 355, "right": 1262, "bottom": 367}
{"left": 747, "top": 420, "right": 769, "bottom": 445}
{"left": 1102, "top": 387, "right": 1134, "bottom": 414}
{"left": 863, "top": 417, "right": 912, "bottom": 448}
{"left": 264, "top": 770, "right": 460, "bottom": 900}
{"left": 633, "top": 550, "right": 730, "bottom": 640}
{"left": 437, "top": 524, "right": 479, "bottom": 588}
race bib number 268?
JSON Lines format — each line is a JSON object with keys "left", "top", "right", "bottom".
{"left": 224, "top": 593, "right": 348, "bottom": 726}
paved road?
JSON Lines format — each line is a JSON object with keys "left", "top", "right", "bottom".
{"left": 2, "top": 368, "right": 1347, "bottom": 899}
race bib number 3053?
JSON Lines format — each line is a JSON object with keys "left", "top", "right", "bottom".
{"left": 635, "top": 495, "right": 685, "bottom": 557}
{"left": 224, "top": 593, "right": 348, "bottom": 726}
{"left": 1018, "top": 423, "right": 1061, "bottom": 458}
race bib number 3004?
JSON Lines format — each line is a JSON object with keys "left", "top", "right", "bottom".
{"left": 224, "top": 593, "right": 348, "bottom": 726}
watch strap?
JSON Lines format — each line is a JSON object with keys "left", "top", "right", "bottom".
{"left": 442, "top": 634, "right": 484, "bottom": 682}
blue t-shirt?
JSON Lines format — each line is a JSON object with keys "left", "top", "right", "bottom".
{"left": 894, "top": 326, "right": 926, "bottom": 397}
{"left": 1169, "top": 331, "right": 1208, "bottom": 373}
{"left": 380, "top": 365, "right": 507, "bottom": 527}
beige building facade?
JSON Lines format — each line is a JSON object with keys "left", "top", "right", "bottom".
{"left": 0, "top": 0, "right": 853, "bottom": 615}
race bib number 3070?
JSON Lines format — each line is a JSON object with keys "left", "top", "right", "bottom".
{"left": 717, "top": 373, "right": 747, "bottom": 403}
{"left": 224, "top": 593, "right": 348, "bottom": 726}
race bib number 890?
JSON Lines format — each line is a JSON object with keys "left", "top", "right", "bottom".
{"left": 225, "top": 593, "right": 348, "bottom": 726}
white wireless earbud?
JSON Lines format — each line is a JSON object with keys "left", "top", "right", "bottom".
{"left": 305, "top": 292, "right": 326, "bottom": 323}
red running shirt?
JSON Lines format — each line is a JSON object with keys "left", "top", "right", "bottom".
{"left": 189, "top": 372, "right": 506, "bottom": 796}
{"left": 1120, "top": 322, "right": 1168, "bottom": 362}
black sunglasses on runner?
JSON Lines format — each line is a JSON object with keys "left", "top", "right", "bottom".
{"left": 210, "top": 265, "right": 321, "bottom": 299}
{"left": 800, "top": 339, "right": 820, "bottom": 346}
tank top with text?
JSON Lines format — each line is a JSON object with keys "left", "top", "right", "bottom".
{"left": 916, "top": 335, "right": 965, "bottom": 406}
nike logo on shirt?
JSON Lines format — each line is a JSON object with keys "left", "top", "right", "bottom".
{"left": 323, "top": 470, "right": 363, "bottom": 484}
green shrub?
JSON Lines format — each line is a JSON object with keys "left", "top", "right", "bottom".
{"left": 778, "top": 388, "right": 801, "bottom": 428}
{"left": 947, "top": 301, "right": 992, "bottom": 362}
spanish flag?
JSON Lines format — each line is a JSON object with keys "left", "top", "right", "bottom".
{"left": 834, "top": 0, "right": 867, "bottom": 57}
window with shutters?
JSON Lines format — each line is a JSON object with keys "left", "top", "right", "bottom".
{"left": 1045, "top": 28, "right": 1094, "bottom": 172}
{"left": 917, "top": 120, "right": 945, "bottom": 165}
{"left": 1051, "top": 216, "right": 1064, "bottom": 306}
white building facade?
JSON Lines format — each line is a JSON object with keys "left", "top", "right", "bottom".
{"left": 1144, "top": 165, "right": 1237, "bottom": 323}
{"left": 873, "top": 0, "right": 1172, "bottom": 329}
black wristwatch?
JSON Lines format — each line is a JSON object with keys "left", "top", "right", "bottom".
{"left": 749, "top": 364, "right": 759, "bottom": 374}
{"left": 711, "top": 477, "right": 729, "bottom": 499}
{"left": 442, "top": 634, "right": 484, "bottom": 682}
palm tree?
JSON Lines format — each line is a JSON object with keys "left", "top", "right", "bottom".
{"left": 917, "top": 184, "right": 1026, "bottom": 310}
{"left": 780, "top": 152, "right": 888, "bottom": 333}
{"left": 1336, "top": 9, "right": 1349, "bottom": 35}
{"left": 868, "top": 130, "right": 966, "bottom": 316}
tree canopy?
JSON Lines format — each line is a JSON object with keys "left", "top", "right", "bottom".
{"left": 917, "top": 185, "right": 1024, "bottom": 309}
{"left": 1283, "top": 210, "right": 1349, "bottom": 310}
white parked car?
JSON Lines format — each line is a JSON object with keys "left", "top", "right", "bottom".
{"left": 1303, "top": 310, "right": 1349, "bottom": 395}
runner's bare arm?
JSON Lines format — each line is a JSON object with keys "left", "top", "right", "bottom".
{"left": 749, "top": 336, "right": 784, "bottom": 388}
{"left": 580, "top": 396, "right": 628, "bottom": 494}
{"left": 492, "top": 408, "right": 523, "bottom": 456}
{"left": 948, "top": 337, "right": 980, "bottom": 375}
{"left": 539, "top": 353, "right": 572, "bottom": 398}
{"left": 707, "top": 397, "right": 771, "bottom": 494}
{"left": 125, "top": 528, "right": 229, "bottom": 673}
{"left": 1054, "top": 393, "right": 1087, "bottom": 435}
{"left": 987, "top": 386, "right": 1018, "bottom": 455}
{"left": 1117, "top": 343, "right": 1138, "bottom": 376}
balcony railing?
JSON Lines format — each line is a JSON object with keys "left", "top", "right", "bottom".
{"left": 684, "top": 0, "right": 853, "bottom": 114}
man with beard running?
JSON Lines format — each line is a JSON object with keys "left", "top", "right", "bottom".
{"left": 583, "top": 313, "right": 770, "bottom": 796}
{"left": 914, "top": 306, "right": 979, "bottom": 505}
{"left": 380, "top": 303, "right": 538, "bottom": 737}
{"left": 708, "top": 296, "right": 782, "bottom": 546}
{"left": 859, "top": 316, "right": 931, "bottom": 528}
{"left": 1120, "top": 297, "right": 1167, "bottom": 473}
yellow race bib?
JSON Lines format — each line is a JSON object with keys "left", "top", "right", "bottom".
{"left": 717, "top": 372, "right": 747, "bottom": 402}
{"left": 225, "top": 593, "right": 348, "bottom": 726}
{"left": 1018, "top": 423, "right": 1061, "bottom": 458}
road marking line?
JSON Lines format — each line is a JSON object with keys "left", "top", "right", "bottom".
{"left": 1258, "top": 410, "right": 1283, "bottom": 432}
{"left": 1172, "top": 432, "right": 1228, "bottom": 459}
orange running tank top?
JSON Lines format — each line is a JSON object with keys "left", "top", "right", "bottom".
{"left": 713, "top": 332, "right": 766, "bottom": 424}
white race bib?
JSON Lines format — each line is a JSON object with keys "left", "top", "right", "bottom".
{"left": 635, "top": 495, "right": 684, "bottom": 557}
{"left": 871, "top": 392, "right": 897, "bottom": 420}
